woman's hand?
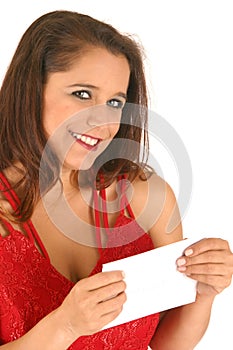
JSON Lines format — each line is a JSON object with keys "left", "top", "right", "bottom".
{"left": 177, "top": 238, "right": 233, "bottom": 296}
{"left": 58, "top": 270, "right": 126, "bottom": 338}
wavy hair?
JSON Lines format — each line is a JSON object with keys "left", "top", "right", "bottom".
{"left": 0, "top": 10, "right": 149, "bottom": 222}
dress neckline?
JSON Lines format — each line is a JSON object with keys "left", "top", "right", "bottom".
{"left": 0, "top": 172, "right": 143, "bottom": 284}
{"left": 0, "top": 212, "right": 149, "bottom": 286}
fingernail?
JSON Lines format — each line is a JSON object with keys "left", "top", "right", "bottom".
{"left": 177, "top": 266, "right": 186, "bottom": 272}
{"left": 185, "top": 248, "right": 193, "bottom": 256}
{"left": 177, "top": 258, "right": 186, "bottom": 266}
{"left": 121, "top": 271, "right": 125, "bottom": 278}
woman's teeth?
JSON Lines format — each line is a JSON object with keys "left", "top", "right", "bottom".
{"left": 69, "top": 131, "right": 99, "bottom": 146}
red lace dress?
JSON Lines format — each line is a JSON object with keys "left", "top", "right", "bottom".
{"left": 0, "top": 173, "right": 159, "bottom": 349}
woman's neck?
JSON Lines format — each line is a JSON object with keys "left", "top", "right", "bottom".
{"left": 60, "top": 167, "right": 75, "bottom": 189}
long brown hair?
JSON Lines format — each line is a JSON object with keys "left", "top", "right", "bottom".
{"left": 0, "top": 10, "right": 149, "bottom": 222}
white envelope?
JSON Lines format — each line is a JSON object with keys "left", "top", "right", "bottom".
{"left": 102, "top": 238, "right": 197, "bottom": 329}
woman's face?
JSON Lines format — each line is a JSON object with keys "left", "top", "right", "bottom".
{"left": 43, "top": 47, "right": 130, "bottom": 170}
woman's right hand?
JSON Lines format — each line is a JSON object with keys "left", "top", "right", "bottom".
{"left": 58, "top": 271, "right": 126, "bottom": 338}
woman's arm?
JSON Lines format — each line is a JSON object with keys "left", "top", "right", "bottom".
{"left": 150, "top": 293, "right": 214, "bottom": 350}
{"left": 131, "top": 173, "right": 233, "bottom": 350}
{"left": 0, "top": 308, "right": 77, "bottom": 350}
{"left": 150, "top": 238, "right": 232, "bottom": 350}
{"left": 0, "top": 271, "right": 126, "bottom": 350}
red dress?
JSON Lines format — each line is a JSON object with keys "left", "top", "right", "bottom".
{"left": 0, "top": 173, "right": 159, "bottom": 349}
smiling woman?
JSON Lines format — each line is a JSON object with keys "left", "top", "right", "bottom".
{"left": 0, "top": 9, "right": 232, "bottom": 350}
{"left": 42, "top": 47, "right": 130, "bottom": 171}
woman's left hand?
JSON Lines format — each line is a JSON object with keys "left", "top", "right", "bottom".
{"left": 177, "top": 238, "right": 233, "bottom": 296}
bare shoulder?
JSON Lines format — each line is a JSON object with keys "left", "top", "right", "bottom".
{"left": 128, "top": 170, "right": 183, "bottom": 247}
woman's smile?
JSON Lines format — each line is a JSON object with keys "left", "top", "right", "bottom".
{"left": 68, "top": 129, "right": 102, "bottom": 150}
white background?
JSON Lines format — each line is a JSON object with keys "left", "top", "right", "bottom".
{"left": 0, "top": 1, "right": 232, "bottom": 348}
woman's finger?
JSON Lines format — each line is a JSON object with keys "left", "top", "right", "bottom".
{"left": 177, "top": 250, "right": 232, "bottom": 268}
{"left": 79, "top": 271, "right": 125, "bottom": 291}
{"left": 98, "top": 291, "right": 127, "bottom": 316}
{"left": 183, "top": 238, "right": 230, "bottom": 257}
{"left": 177, "top": 262, "right": 230, "bottom": 275}
{"left": 186, "top": 273, "right": 232, "bottom": 289}
{"left": 94, "top": 280, "right": 126, "bottom": 304}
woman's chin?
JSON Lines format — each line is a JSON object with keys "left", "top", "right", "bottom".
{"left": 62, "top": 157, "right": 95, "bottom": 172}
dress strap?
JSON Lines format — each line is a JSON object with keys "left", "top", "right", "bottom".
{"left": 0, "top": 173, "right": 30, "bottom": 240}
{"left": 0, "top": 172, "right": 50, "bottom": 261}
{"left": 119, "top": 174, "right": 135, "bottom": 219}
{"left": 93, "top": 174, "right": 136, "bottom": 253}
{"left": 93, "top": 188, "right": 103, "bottom": 255}
{"left": 93, "top": 173, "right": 112, "bottom": 255}
{"left": 99, "top": 185, "right": 111, "bottom": 236}
{"left": 0, "top": 173, "right": 22, "bottom": 215}
{"left": 26, "top": 220, "right": 50, "bottom": 261}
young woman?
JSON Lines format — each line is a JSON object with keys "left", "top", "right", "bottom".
{"left": 0, "top": 10, "right": 232, "bottom": 350}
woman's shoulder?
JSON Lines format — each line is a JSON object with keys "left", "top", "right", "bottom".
{"left": 128, "top": 168, "right": 183, "bottom": 246}
{"left": 129, "top": 168, "right": 175, "bottom": 216}
{"left": 131, "top": 168, "right": 170, "bottom": 196}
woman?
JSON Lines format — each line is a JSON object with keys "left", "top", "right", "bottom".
{"left": 0, "top": 10, "right": 232, "bottom": 349}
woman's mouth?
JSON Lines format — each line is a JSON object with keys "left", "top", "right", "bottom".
{"left": 68, "top": 129, "right": 102, "bottom": 150}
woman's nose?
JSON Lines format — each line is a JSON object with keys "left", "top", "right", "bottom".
{"left": 86, "top": 105, "right": 121, "bottom": 128}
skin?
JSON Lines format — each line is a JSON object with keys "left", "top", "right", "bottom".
{"left": 43, "top": 47, "right": 129, "bottom": 173}
{"left": 0, "top": 47, "right": 233, "bottom": 350}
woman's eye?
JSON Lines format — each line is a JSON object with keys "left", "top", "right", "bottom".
{"left": 107, "top": 99, "right": 124, "bottom": 109}
{"left": 72, "top": 90, "right": 91, "bottom": 99}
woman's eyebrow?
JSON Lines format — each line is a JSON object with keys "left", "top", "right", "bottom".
{"left": 117, "top": 92, "right": 127, "bottom": 100}
{"left": 68, "top": 83, "right": 98, "bottom": 89}
{"left": 68, "top": 83, "right": 127, "bottom": 100}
